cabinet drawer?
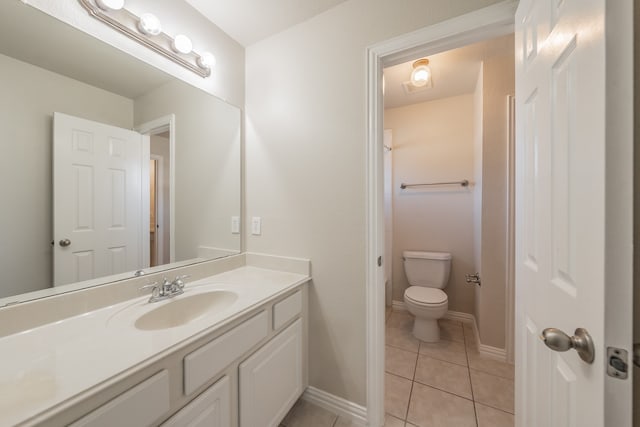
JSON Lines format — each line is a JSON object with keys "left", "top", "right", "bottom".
{"left": 273, "top": 290, "right": 302, "bottom": 330}
{"left": 239, "top": 319, "right": 303, "bottom": 427}
{"left": 162, "top": 376, "right": 231, "bottom": 427}
{"left": 184, "top": 311, "right": 268, "bottom": 395}
{"left": 70, "top": 370, "right": 170, "bottom": 427}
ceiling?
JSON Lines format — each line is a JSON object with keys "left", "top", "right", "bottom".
{"left": 184, "top": 0, "right": 349, "bottom": 46}
{"left": 383, "top": 34, "right": 514, "bottom": 109}
{"left": 0, "top": 2, "right": 172, "bottom": 100}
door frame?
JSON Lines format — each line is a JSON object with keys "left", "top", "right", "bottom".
{"left": 136, "top": 114, "right": 176, "bottom": 264}
{"left": 364, "top": 2, "right": 518, "bottom": 425}
{"left": 150, "top": 154, "right": 165, "bottom": 266}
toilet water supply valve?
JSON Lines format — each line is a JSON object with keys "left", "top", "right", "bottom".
{"left": 465, "top": 273, "right": 481, "bottom": 286}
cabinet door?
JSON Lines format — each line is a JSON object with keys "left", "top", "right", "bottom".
{"left": 162, "top": 376, "right": 231, "bottom": 427}
{"left": 239, "top": 319, "right": 303, "bottom": 427}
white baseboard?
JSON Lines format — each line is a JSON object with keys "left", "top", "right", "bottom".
{"left": 443, "top": 310, "right": 474, "bottom": 324}
{"left": 391, "top": 299, "right": 407, "bottom": 311}
{"left": 390, "top": 304, "right": 508, "bottom": 362}
{"left": 478, "top": 343, "right": 508, "bottom": 361}
{"left": 301, "top": 386, "right": 367, "bottom": 426}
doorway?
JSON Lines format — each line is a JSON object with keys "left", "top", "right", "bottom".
{"left": 364, "top": 3, "right": 517, "bottom": 426}
{"left": 381, "top": 32, "right": 516, "bottom": 425}
{"left": 136, "top": 114, "right": 175, "bottom": 268}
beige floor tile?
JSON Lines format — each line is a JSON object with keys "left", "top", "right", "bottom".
{"left": 439, "top": 320, "right": 464, "bottom": 343}
{"left": 419, "top": 339, "right": 468, "bottom": 367}
{"left": 386, "top": 326, "right": 420, "bottom": 353}
{"left": 281, "top": 399, "right": 337, "bottom": 427}
{"left": 467, "top": 351, "right": 515, "bottom": 380}
{"left": 475, "top": 403, "right": 515, "bottom": 427}
{"left": 387, "top": 311, "right": 415, "bottom": 331}
{"left": 470, "top": 369, "right": 515, "bottom": 414}
{"left": 385, "top": 373, "right": 412, "bottom": 420}
{"left": 407, "top": 382, "right": 476, "bottom": 427}
{"left": 462, "top": 323, "right": 477, "bottom": 347}
{"left": 386, "top": 345, "right": 418, "bottom": 380}
{"left": 414, "top": 355, "right": 472, "bottom": 399}
{"left": 383, "top": 414, "right": 406, "bottom": 427}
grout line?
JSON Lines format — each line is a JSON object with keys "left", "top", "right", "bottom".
{"left": 463, "top": 321, "right": 479, "bottom": 427}
{"left": 403, "top": 339, "right": 420, "bottom": 424}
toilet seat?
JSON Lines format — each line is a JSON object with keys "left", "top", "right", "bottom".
{"left": 404, "top": 286, "right": 447, "bottom": 306}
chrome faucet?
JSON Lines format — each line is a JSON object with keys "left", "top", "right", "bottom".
{"left": 140, "top": 275, "right": 190, "bottom": 303}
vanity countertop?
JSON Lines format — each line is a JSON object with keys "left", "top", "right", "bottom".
{"left": 0, "top": 266, "right": 309, "bottom": 427}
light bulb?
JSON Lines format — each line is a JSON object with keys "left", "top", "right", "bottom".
{"left": 138, "top": 13, "right": 162, "bottom": 36}
{"left": 172, "top": 35, "right": 193, "bottom": 54}
{"left": 96, "top": 0, "right": 125, "bottom": 11}
{"left": 197, "top": 52, "right": 216, "bottom": 69}
{"left": 411, "top": 65, "right": 431, "bottom": 87}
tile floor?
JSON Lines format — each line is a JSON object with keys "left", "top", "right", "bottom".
{"left": 281, "top": 308, "right": 515, "bottom": 427}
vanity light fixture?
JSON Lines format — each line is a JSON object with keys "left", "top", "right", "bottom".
{"left": 78, "top": 0, "right": 213, "bottom": 78}
{"left": 197, "top": 52, "right": 216, "bottom": 70}
{"left": 172, "top": 34, "right": 193, "bottom": 55}
{"left": 137, "top": 13, "right": 162, "bottom": 36}
{"left": 95, "top": 0, "right": 124, "bottom": 11}
{"left": 411, "top": 58, "right": 432, "bottom": 87}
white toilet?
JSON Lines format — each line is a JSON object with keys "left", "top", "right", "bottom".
{"left": 402, "top": 251, "right": 452, "bottom": 342}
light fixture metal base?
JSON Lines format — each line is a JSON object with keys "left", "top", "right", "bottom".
{"left": 78, "top": 0, "right": 211, "bottom": 78}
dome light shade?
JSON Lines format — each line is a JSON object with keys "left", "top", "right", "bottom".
{"left": 138, "top": 13, "right": 162, "bottom": 36}
{"left": 411, "top": 58, "right": 432, "bottom": 87}
{"left": 96, "top": 0, "right": 125, "bottom": 11}
{"left": 197, "top": 52, "right": 216, "bottom": 69}
{"left": 172, "top": 34, "right": 193, "bottom": 54}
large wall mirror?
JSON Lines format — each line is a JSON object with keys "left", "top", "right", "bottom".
{"left": 0, "top": 2, "right": 241, "bottom": 304}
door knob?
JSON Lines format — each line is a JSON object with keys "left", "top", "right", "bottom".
{"left": 59, "top": 239, "right": 71, "bottom": 247}
{"left": 541, "top": 327, "right": 595, "bottom": 364}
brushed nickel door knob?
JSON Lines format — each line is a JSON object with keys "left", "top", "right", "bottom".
{"left": 541, "top": 327, "right": 595, "bottom": 364}
{"left": 59, "top": 239, "right": 71, "bottom": 247}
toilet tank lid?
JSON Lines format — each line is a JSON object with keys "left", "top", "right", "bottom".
{"left": 403, "top": 251, "right": 451, "bottom": 260}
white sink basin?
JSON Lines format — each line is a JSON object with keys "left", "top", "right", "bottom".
{"left": 134, "top": 290, "right": 238, "bottom": 331}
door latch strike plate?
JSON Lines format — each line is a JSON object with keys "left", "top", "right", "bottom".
{"left": 606, "top": 347, "right": 628, "bottom": 380}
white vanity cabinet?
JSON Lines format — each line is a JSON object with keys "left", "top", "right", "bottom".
{"left": 239, "top": 319, "right": 303, "bottom": 427}
{"left": 162, "top": 376, "right": 231, "bottom": 427}
{"left": 35, "top": 284, "right": 307, "bottom": 427}
{"left": 69, "top": 370, "right": 171, "bottom": 427}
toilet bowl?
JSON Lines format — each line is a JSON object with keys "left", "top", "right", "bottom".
{"left": 402, "top": 251, "right": 451, "bottom": 342}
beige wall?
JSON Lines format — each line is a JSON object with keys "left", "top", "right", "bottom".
{"left": 476, "top": 41, "right": 514, "bottom": 349}
{"left": 245, "top": 0, "right": 504, "bottom": 406}
{"left": 385, "top": 95, "right": 476, "bottom": 315}
{"left": 135, "top": 80, "right": 241, "bottom": 261}
{"left": 0, "top": 53, "right": 133, "bottom": 298}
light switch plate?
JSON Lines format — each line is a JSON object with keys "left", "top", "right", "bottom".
{"left": 251, "top": 217, "right": 261, "bottom": 235}
{"left": 231, "top": 216, "right": 240, "bottom": 234}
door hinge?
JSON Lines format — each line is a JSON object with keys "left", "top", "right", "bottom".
{"left": 377, "top": 256, "right": 382, "bottom": 267}
{"left": 606, "top": 347, "right": 628, "bottom": 379}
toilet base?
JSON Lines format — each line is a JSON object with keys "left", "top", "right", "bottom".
{"left": 412, "top": 317, "right": 440, "bottom": 342}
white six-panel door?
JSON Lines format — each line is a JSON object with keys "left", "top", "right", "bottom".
{"left": 53, "top": 113, "right": 144, "bottom": 286}
{"left": 515, "top": 0, "right": 632, "bottom": 425}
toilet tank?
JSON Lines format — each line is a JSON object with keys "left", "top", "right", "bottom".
{"left": 402, "top": 251, "right": 452, "bottom": 288}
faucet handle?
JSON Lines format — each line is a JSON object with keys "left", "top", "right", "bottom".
{"left": 173, "top": 275, "right": 190, "bottom": 289}
{"left": 139, "top": 281, "right": 159, "bottom": 295}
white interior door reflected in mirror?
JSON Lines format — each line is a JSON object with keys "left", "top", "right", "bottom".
{"left": 53, "top": 112, "right": 147, "bottom": 286}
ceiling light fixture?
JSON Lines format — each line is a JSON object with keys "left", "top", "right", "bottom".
{"left": 77, "top": 0, "right": 214, "bottom": 78}
{"left": 411, "top": 58, "right": 432, "bottom": 87}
